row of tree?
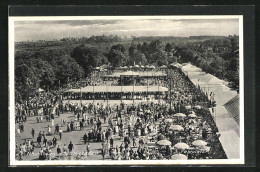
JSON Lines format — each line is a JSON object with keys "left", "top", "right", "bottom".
{"left": 174, "top": 36, "right": 239, "bottom": 90}
{"left": 15, "top": 35, "right": 239, "bottom": 101}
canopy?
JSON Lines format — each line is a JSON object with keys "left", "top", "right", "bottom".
{"left": 169, "top": 125, "right": 184, "bottom": 131}
{"left": 173, "top": 113, "right": 186, "bottom": 117}
{"left": 66, "top": 86, "right": 168, "bottom": 93}
{"left": 156, "top": 140, "right": 171, "bottom": 146}
{"left": 133, "top": 65, "right": 140, "bottom": 68}
{"left": 120, "top": 71, "right": 139, "bottom": 76}
{"left": 171, "top": 154, "right": 188, "bottom": 160}
{"left": 170, "top": 63, "right": 182, "bottom": 68}
{"left": 104, "top": 71, "right": 166, "bottom": 78}
{"left": 160, "top": 65, "right": 168, "bottom": 69}
{"left": 150, "top": 65, "right": 155, "bottom": 69}
{"left": 192, "top": 140, "right": 207, "bottom": 147}
{"left": 174, "top": 142, "right": 190, "bottom": 150}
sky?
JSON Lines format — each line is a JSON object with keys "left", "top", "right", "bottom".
{"left": 14, "top": 19, "right": 239, "bottom": 42}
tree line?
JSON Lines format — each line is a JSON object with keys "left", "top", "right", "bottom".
{"left": 15, "top": 35, "right": 239, "bottom": 101}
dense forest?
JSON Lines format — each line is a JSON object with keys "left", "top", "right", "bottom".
{"left": 15, "top": 35, "right": 239, "bottom": 101}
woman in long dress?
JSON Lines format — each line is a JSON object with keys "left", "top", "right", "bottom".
{"left": 52, "top": 119, "right": 54, "bottom": 126}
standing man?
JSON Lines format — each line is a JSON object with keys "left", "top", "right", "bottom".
{"left": 68, "top": 141, "right": 74, "bottom": 154}
{"left": 31, "top": 128, "right": 35, "bottom": 138}
{"left": 52, "top": 136, "right": 57, "bottom": 147}
{"left": 57, "top": 145, "right": 61, "bottom": 159}
{"left": 59, "top": 129, "right": 63, "bottom": 140}
{"left": 83, "top": 133, "right": 88, "bottom": 144}
{"left": 110, "top": 137, "right": 114, "bottom": 148}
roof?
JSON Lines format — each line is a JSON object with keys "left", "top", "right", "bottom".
{"left": 66, "top": 86, "right": 168, "bottom": 93}
{"left": 104, "top": 71, "right": 167, "bottom": 78}
{"left": 224, "top": 95, "right": 239, "bottom": 106}
{"left": 119, "top": 71, "right": 140, "bottom": 76}
{"left": 160, "top": 65, "right": 168, "bottom": 69}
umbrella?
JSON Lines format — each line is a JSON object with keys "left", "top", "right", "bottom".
{"left": 156, "top": 140, "right": 171, "bottom": 146}
{"left": 171, "top": 154, "right": 188, "bottom": 160}
{"left": 169, "top": 125, "right": 184, "bottom": 131}
{"left": 185, "top": 105, "right": 191, "bottom": 109}
{"left": 174, "top": 142, "right": 190, "bottom": 150}
{"left": 192, "top": 140, "right": 207, "bottom": 147}
{"left": 199, "top": 145, "right": 211, "bottom": 152}
{"left": 188, "top": 114, "right": 197, "bottom": 118}
{"left": 173, "top": 113, "right": 186, "bottom": 118}
{"left": 194, "top": 105, "right": 201, "bottom": 109}
{"left": 165, "top": 119, "right": 173, "bottom": 123}
{"left": 38, "top": 88, "right": 44, "bottom": 92}
{"left": 160, "top": 65, "right": 168, "bottom": 69}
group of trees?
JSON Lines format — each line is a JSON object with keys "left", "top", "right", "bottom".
{"left": 15, "top": 35, "right": 239, "bottom": 101}
{"left": 60, "top": 35, "right": 122, "bottom": 44}
{"left": 174, "top": 35, "right": 239, "bottom": 90}
{"left": 15, "top": 48, "right": 84, "bottom": 101}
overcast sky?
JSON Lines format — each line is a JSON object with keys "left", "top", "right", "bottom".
{"left": 14, "top": 19, "right": 239, "bottom": 42}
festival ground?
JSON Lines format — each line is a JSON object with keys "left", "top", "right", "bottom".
{"left": 15, "top": 100, "right": 164, "bottom": 160}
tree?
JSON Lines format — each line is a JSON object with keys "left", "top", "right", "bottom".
{"left": 107, "top": 44, "right": 129, "bottom": 68}
{"left": 129, "top": 42, "right": 137, "bottom": 56}
{"left": 71, "top": 45, "right": 108, "bottom": 74}
{"left": 129, "top": 51, "right": 147, "bottom": 65}
{"left": 165, "top": 43, "right": 173, "bottom": 52}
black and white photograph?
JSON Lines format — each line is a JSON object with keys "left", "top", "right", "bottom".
{"left": 9, "top": 15, "right": 244, "bottom": 165}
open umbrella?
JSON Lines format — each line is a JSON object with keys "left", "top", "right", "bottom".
{"left": 171, "top": 154, "right": 188, "bottom": 160}
{"left": 185, "top": 105, "right": 191, "bottom": 109}
{"left": 174, "top": 142, "right": 190, "bottom": 150}
{"left": 38, "top": 88, "right": 44, "bottom": 92}
{"left": 188, "top": 114, "right": 197, "bottom": 118}
{"left": 165, "top": 119, "right": 173, "bottom": 123}
{"left": 194, "top": 105, "right": 201, "bottom": 109}
{"left": 173, "top": 113, "right": 186, "bottom": 118}
{"left": 199, "top": 145, "right": 211, "bottom": 152}
{"left": 192, "top": 140, "right": 207, "bottom": 147}
{"left": 156, "top": 139, "right": 171, "bottom": 146}
{"left": 169, "top": 125, "right": 184, "bottom": 131}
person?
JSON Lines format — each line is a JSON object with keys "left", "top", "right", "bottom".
{"left": 132, "top": 137, "right": 136, "bottom": 147}
{"left": 86, "top": 143, "right": 90, "bottom": 154}
{"left": 31, "top": 128, "right": 35, "bottom": 138}
{"left": 83, "top": 133, "right": 88, "bottom": 144}
{"left": 68, "top": 141, "right": 74, "bottom": 154}
{"left": 43, "top": 136, "right": 47, "bottom": 147}
{"left": 57, "top": 145, "right": 61, "bottom": 159}
{"left": 59, "top": 129, "right": 63, "bottom": 140}
{"left": 63, "top": 144, "right": 68, "bottom": 157}
{"left": 80, "top": 121, "right": 84, "bottom": 130}
{"left": 110, "top": 137, "right": 114, "bottom": 148}
{"left": 37, "top": 135, "right": 42, "bottom": 147}
{"left": 101, "top": 148, "right": 105, "bottom": 160}
{"left": 46, "top": 125, "right": 51, "bottom": 135}
{"left": 55, "top": 124, "right": 59, "bottom": 134}
{"left": 53, "top": 136, "right": 57, "bottom": 147}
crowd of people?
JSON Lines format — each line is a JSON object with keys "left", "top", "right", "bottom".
{"left": 15, "top": 66, "right": 226, "bottom": 161}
